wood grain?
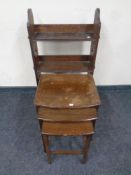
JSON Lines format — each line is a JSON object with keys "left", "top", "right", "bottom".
{"left": 37, "top": 107, "right": 97, "bottom": 122}
{"left": 35, "top": 74, "right": 100, "bottom": 108}
{"left": 42, "top": 121, "right": 94, "bottom": 136}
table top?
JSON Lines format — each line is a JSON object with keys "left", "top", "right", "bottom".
{"left": 34, "top": 74, "right": 100, "bottom": 108}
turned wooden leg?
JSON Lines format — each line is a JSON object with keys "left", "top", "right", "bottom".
{"left": 81, "top": 135, "right": 90, "bottom": 164}
{"left": 43, "top": 135, "right": 52, "bottom": 164}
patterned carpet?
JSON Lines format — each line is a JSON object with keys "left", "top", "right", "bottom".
{"left": 0, "top": 87, "right": 131, "bottom": 175}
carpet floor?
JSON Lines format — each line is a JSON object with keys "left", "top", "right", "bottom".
{"left": 0, "top": 87, "right": 131, "bottom": 175}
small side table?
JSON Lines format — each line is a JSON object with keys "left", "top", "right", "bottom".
{"left": 34, "top": 74, "right": 100, "bottom": 163}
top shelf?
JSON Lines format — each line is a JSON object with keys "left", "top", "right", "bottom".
{"left": 27, "top": 8, "right": 101, "bottom": 41}
{"left": 28, "top": 24, "right": 99, "bottom": 41}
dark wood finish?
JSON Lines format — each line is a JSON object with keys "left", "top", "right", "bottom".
{"left": 36, "top": 55, "right": 93, "bottom": 75}
{"left": 32, "top": 24, "right": 95, "bottom": 33}
{"left": 30, "top": 24, "right": 96, "bottom": 41}
{"left": 41, "top": 122, "right": 93, "bottom": 163}
{"left": 90, "top": 8, "right": 101, "bottom": 74}
{"left": 37, "top": 61, "right": 90, "bottom": 74}
{"left": 35, "top": 73, "right": 100, "bottom": 163}
{"left": 42, "top": 121, "right": 94, "bottom": 136}
{"left": 31, "top": 8, "right": 101, "bottom": 163}
{"left": 82, "top": 136, "right": 90, "bottom": 163}
{"left": 38, "top": 55, "right": 91, "bottom": 61}
{"left": 39, "top": 119, "right": 43, "bottom": 130}
{"left": 50, "top": 150, "right": 82, "bottom": 154}
{"left": 37, "top": 107, "right": 97, "bottom": 122}
{"left": 43, "top": 135, "right": 51, "bottom": 163}
{"left": 27, "top": 8, "right": 101, "bottom": 82}
{"left": 35, "top": 74, "right": 100, "bottom": 108}
{"left": 27, "top": 9, "right": 39, "bottom": 83}
{"left": 31, "top": 31, "right": 95, "bottom": 41}
{"left": 41, "top": 134, "right": 46, "bottom": 152}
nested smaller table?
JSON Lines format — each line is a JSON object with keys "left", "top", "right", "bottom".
{"left": 34, "top": 74, "right": 100, "bottom": 163}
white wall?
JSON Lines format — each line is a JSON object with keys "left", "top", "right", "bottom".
{"left": 0, "top": 0, "right": 131, "bottom": 86}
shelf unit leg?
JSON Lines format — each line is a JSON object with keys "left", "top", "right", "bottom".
{"left": 81, "top": 135, "right": 90, "bottom": 164}
{"left": 43, "top": 135, "right": 52, "bottom": 164}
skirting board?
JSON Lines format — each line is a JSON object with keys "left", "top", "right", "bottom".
{"left": 0, "top": 85, "right": 131, "bottom": 93}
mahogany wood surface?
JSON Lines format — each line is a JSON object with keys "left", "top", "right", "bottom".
{"left": 37, "top": 61, "right": 90, "bottom": 73}
{"left": 29, "top": 8, "right": 101, "bottom": 163}
{"left": 27, "top": 8, "right": 101, "bottom": 82}
{"left": 38, "top": 55, "right": 91, "bottom": 61}
{"left": 36, "top": 55, "right": 92, "bottom": 74}
{"left": 41, "top": 121, "right": 94, "bottom": 136}
{"left": 31, "top": 31, "right": 95, "bottom": 41}
{"left": 35, "top": 74, "right": 100, "bottom": 108}
{"left": 37, "top": 107, "right": 97, "bottom": 122}
{"left": 32, "top": 24, "right": 95, "bottom": 33}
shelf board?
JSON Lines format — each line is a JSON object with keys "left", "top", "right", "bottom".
{"left": 31, "top": 32, "right": 94, "bottom": 41}
{"left": 37, "top": 61, "right": 90, "bottom": 73}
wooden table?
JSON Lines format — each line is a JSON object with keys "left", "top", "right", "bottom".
{"left": 34, "top": 74, "right": 100, "bottom": 163}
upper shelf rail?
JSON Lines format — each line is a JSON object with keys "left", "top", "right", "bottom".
{"left": 27, "top": 8, "right": 100, "bottom": 41}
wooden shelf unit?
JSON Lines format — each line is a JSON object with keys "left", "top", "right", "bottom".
{"left": 28, "top": 8, "right": 101, "bottom": 163}
{"left": 27, "top": 8, "right": 101, "bottom": 83}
